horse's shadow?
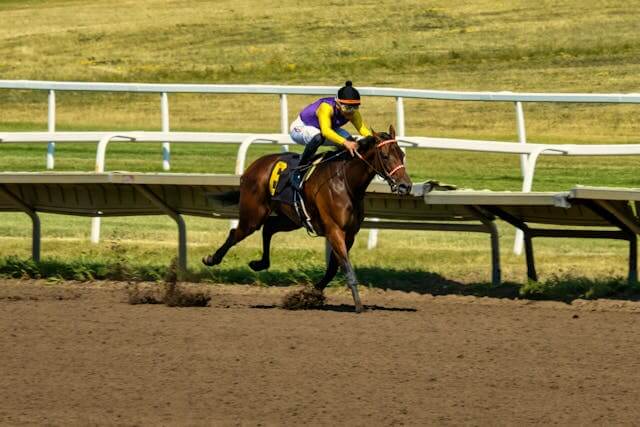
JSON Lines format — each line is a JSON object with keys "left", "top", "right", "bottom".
{"left": 200, "top": 265, "right": 639, "bottom": 304}
{"left": 354, "top": 267, "right": 640, "bottom": 303}
{"left": 251, "top": 303, "right": 417, "bottom": 312}
{"left": 355, "top": 267, "right": 521, "bottom": 299}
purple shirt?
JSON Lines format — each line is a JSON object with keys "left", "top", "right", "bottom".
{"left": 299, "top": 97, "right": 349, "bottom": 130}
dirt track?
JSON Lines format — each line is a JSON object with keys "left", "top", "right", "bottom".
{"left": 1, "top": 280, "right": 640, "bottom": 426}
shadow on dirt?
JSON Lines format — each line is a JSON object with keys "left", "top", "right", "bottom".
{"left": 355, "top": 267, "right": 522, "bottom": 299}
{"left": 114, "top": 264, "right": 640, "bottom": 305}
{"left": 354, "top": 267, "right": 640, "bottom": 303}
{"left": 245, "top": 266, "right": 639, "bottom": 304}
{"left": 251, "top": 304, "right": 417, "bottom": 313}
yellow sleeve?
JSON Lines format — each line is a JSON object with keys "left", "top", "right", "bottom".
{"left": 316, "top": 102, "right": 348, "bottom": 145}
{"left": 350, "top": 110, "right": 372, "bottom": 137}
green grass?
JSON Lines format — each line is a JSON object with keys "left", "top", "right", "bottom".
{"left": 0, "top": 0, "right": 639, "bottom": 299}
{"left": 0, "top": 212, "right": 636, "bottom": 301}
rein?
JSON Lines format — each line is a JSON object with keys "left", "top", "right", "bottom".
{"left": 294, "top": 150, "right": 344, "bottom": 172}
{"left": 354, "top": 138, "right": 405, "bottom": 190}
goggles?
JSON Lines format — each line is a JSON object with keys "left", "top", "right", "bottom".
{"left": 337, "top": 100, "right": 360, "bottom": 112}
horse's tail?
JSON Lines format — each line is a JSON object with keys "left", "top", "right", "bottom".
{"left": 207, "top": 190, "right": 241, "bottom": 205}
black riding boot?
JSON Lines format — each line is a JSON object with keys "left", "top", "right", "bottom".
{"left": 291, "top": 134, "right": 324, "bottom": 190}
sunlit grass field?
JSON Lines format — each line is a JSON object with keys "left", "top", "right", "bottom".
{"left": 0, "top": 0, "right": 639, "bottom": 296}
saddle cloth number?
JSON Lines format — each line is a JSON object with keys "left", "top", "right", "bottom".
{"left": 269, "top": 161, "right": 288, "bottom": 196}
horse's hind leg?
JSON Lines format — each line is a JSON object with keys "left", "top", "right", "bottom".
{"left": 202, "top": 199, "right": 269, "bottom": 267}
{"left": 249, "top": 215, "right": 299, "bottom": 271}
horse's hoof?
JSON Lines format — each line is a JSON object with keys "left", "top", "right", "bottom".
{"left": 354, "top": 304, "right": 365, "bottom": 314}
{"left": 202, "top": 255, "right": 220, "bottom": 266}
{"left": 249, "top": 260, "right": 269, "bottom": 272}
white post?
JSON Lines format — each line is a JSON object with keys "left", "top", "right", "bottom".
{"left": 396, "top": 96, "right": 405, "bottom": 137}
{"left": 514, "top": 101, "right": 527, "bottom": 254}
{"left": 367, "top": 218, "right": 380, "bottom": 250}
{"left": 46, "top": 90, "right": 55, "bottom": 169}
{"left": 161, "top": 92, "right": 170, "bottom": 171}
{"left": 280, "top": 94, "right": 289, "bottom": 152}
{"left": 90, "top": 217, "right": 101, "bottom": 244}
{"left": 515, "top": 101, "right": 527, "bottom": 174}
{"left": 91, "top": 134, "right": 136, "bottom": 244}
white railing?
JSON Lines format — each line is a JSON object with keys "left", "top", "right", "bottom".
{"left": 4, "top": 130, "right": 640, "bottom": 252}
{"left": 2, "top": 80, "right": 640, "bottom": 252}
{"left": 4, "top": 80, "right": 640, "bottom": 171}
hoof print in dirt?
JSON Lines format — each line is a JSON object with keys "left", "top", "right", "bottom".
{"left": 281, "top": 287, "right": 326, "bottom": 310}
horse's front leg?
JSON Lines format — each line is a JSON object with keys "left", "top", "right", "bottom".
{"left": 314, "top": 232, "right": 355, "bottom": 292}
{"left": 249, "top": 215, "right": 299, "bottom": 271}
{"left": 325, "top": 228, "right": 363, "bottom": 313}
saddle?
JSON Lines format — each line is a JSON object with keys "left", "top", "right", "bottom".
{"left": 270, "top": 152, "right": 334, "bottom": 234}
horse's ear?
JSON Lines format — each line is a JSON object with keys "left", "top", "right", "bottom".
{"left": 389, "top": 125, "right": 396, "bottom": 139}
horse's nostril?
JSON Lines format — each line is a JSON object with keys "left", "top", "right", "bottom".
{"left": 398, "top": 183, "right": 411, "bottom": 194}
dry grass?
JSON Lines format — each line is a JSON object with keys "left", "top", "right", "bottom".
{"left": 1, "top": 1, "right": 640, "bottom": 142}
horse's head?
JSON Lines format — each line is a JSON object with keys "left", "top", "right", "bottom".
{"left": 357, "top": 125, "right": 412, "bottom": 195}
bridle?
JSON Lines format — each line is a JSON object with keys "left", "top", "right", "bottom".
{"left": 354, "top": 137, "right": 406, "bottom": 192}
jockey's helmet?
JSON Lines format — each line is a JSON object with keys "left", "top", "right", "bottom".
{"left": 336, "top": 81, "right": 361, "bottom": 113}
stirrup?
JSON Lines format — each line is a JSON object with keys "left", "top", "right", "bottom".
{"left": 290, "top": 170, "right": 303, "bottom": 190}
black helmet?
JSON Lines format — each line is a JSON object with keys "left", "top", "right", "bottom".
{"left": 337, "top": 81, "right": 361, "bottom": 105}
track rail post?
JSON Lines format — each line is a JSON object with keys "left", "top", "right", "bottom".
{"left": 0, "top": 185, "right": 41, "bottom": 262}
{"left": 485, "top": 206, "right": 538, "bottom": 282}
{"left": 467, "top": 205, "right": 501, "bottom": 286}
{"left": 134, "top": 184, "right": 187, "bottom": 272}
{"left": 583, "top": 199, "right": 639, "bottom": 284}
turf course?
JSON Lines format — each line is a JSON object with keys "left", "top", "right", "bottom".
{"left": 0, "top": 0, "right": 639, "bottom": 298}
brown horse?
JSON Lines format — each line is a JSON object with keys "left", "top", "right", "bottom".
{"left": 202, "top": 126, "right": 412, "bottom": 312}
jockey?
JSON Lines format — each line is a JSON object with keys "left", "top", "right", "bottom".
{"left": 289, "top": 80, "right": 372, "bottom": 189}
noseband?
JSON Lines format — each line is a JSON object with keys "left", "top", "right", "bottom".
{"left": 355, "top": 138, "right": 406, "bottom": 191}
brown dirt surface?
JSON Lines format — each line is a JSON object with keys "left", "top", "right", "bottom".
{"left": 1, "top": 279, "right": 640, "bottom": 425}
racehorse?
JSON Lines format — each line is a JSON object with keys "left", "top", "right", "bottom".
{"left": 202, "top": 126, "right": 412, "bottom": 312}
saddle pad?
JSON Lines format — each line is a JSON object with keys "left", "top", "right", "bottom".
{"left": 270, "top": 153, "right": 299, "bottom": 205}
{"left": 270, "top": 152, "right": 331, "bottom": 205}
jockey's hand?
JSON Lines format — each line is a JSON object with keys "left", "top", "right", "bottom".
{"left": 343, "top": 139, "right": 358, "bottom": 156}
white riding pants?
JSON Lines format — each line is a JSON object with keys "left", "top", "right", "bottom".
{"left": 289, "top": 116, "right": 351, "bottom": 146}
